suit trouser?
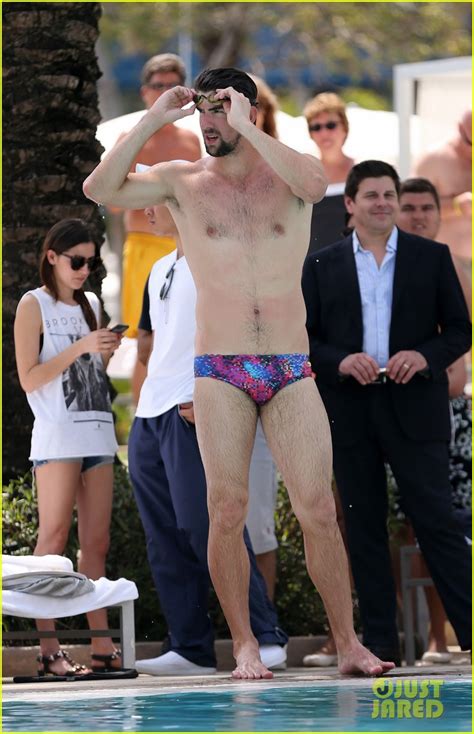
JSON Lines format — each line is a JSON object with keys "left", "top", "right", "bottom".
{"left": 128, "top": 407, "right": 288, "bottom": 667}
{"left": 332, "top": 386, "right": 471, "bottom": 651}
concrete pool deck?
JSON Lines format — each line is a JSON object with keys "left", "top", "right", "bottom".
{"left": 3, "top": 663, "right": 471, "bottom": 704}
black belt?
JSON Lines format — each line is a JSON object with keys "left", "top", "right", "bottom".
{"left": 340, "top": 374, "right": 389, "bottom": 386}
{"left": 368, "top": 372, "right": 389, "bottom": 385}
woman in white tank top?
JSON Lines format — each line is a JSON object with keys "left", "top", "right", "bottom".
{"left": 14, "top": 219, "right": 123, "bottom": 678}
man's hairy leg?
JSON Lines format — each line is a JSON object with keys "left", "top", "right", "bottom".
{"left": 260, "top": 378, "right": 395, "bottom": 676}
{"left": 194, "top": 377, "right": 272, "bottom": 679}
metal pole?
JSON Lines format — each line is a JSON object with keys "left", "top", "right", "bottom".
{"left": 178, "top": 4, "right": 193, "bottom": 83}
{"left": 393, "top": 65, "right": 414, "bottom": 179}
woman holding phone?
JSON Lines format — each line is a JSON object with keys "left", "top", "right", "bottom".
{"left": 14, "top": 218, "right": 124, "bottom": 678}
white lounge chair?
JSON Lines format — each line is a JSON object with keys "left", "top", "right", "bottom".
{"left": 3, "top": 555, "right": 138, "bottom": 669}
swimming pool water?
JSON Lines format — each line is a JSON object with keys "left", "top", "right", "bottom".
{"left": 4, "top": 680, "right": 471, "bottom": 732}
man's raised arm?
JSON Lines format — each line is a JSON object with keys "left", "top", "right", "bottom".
{"left": 83, "top": 86, "right": 197, "bottom": 208}
{"left": 214, "top": 87, "right": 328, "bottom": 203}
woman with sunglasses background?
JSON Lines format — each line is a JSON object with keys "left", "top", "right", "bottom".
{"left": 303, "top": 92, "right": 355, "bottom": 253}
{"left": 14, "top": 218, "right": 124, "bottom": 678}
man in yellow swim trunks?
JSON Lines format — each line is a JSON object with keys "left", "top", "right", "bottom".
{"left": 116, "top": 53, "right": 201, "bottom": 400}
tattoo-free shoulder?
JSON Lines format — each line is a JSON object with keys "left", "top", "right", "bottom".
{"left": 18, "top": 290, "right": 42, "bottom": 309}
{"left": 15, "top": 291, "right": 43, "bottom": 332}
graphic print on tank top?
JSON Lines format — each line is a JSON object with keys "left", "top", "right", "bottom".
{"left": 44, "top": 312, "right": 113, "bottom": 419}
{"left": 62, "top": 335, "right": 111, "bottom": 413}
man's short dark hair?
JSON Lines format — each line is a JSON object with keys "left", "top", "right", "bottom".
{"left": 400, "top": 177, "right": 440, "bottom": 210}
{"left": 193, "top": 67, "right": 258, "bottom": 106}
{"left": 345, "top": 160, "right": 400, "bottom": 200}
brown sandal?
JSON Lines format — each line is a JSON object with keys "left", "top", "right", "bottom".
{"left": 36, "top": 650, "right": 89, "bottom": 678}
{"left": 88, "top": 649, "right": 137, "bottom": 679}
{"left": 91, "top": 648, "right": 123, "bottom": 672}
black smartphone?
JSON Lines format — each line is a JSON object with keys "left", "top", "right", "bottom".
{"left": 109, "top": 324, "right": 129, "bottom": 334}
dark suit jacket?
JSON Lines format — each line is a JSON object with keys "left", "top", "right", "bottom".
{"left": 302, "top": 229, "right": 471, "bottom": 446}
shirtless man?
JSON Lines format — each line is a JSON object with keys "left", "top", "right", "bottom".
{"left": 115, "top": 53, "right": 201, "bottom": 400}
{"left": 84, "top": 67, "right": 394, "bottom": 680}
{"left": 413, "top": 109, "right": 471, "bottom": 267}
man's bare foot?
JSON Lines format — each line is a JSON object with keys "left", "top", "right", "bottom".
{"left": 232, "top": 641, "right": 274, "bottom": 680}
{"left": 338, "top": 641, "right": 396, "bottom": 677}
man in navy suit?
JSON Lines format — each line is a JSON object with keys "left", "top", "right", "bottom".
{"left": 302, "top": 160, "right": 471, "bottom": 664}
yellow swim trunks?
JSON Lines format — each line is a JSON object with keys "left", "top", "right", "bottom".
{"left": 122, "top": 232, "right": 176, "bottom": 337}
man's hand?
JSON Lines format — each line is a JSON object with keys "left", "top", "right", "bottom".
{"left": 214, "top": 87, "right": 252, "bottom": 133}
{"left": 338, "top": 353, "right": 380, "bottom": 385}
{"left": 178, "top": 401, "right": 195, "bottom": 424}
{"left": 386, "top": 350, "right": 428, "bottom": 384}
{"left": 148, "top": 86, "right": 197, "bottom": 125}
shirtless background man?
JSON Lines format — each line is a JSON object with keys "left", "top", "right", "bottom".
{"left": 114, "top": 53, "right": 201, "bottom": 400}
{"left": 84, "top": 67, "right": 394, "bottom": 680}
{"left": 413, "top": 109, "right": 471, "bottom": 268}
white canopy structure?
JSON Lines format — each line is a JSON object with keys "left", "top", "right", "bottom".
{"left": 96, "top": 105, "right": 415, "bottom": 170}
{"left": 394, "top": 56, "right": 472, "bottom": 177}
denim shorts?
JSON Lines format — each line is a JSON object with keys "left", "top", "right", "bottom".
{"left": 32, "top": 455, "right": 114, "bottom": 473}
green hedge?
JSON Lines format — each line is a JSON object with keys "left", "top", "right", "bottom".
{"left": 3, "top": 464, "right": 362, "bottom": 641}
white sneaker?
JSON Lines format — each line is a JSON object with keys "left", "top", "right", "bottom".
{"left": 303, "top": 652, "right": 338, "bottom": 667}
{"left": 419, "top": 651, "right": 452, "bottom": 665}
{"left": 136, "top": 651, "right": 217, "bottom": 676}
{"left": 260, "top": 644, "right": 287, "bottom": 670}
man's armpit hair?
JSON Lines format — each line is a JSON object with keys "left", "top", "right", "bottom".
{"left": 165, "top": 195, "right": 180, "bottom": 210}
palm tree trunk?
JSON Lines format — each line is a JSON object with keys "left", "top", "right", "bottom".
{"left": 3, "top": 2, "right": 105, "bottom": 480}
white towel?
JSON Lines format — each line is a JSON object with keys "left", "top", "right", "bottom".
{"left": 2, "top": 554, "right": 73, "bottom": 577}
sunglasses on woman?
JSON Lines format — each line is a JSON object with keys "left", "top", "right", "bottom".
{"left": 308, "top": 121, "right": 339, "bottom": 132}
{"left": 60, "top": 253, "right": 100, "bottom": 271}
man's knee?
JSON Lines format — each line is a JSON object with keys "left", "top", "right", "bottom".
{"left": 293, "top": 492, "right": 337, "bottom": 534}
{"left": 208, "top": 486, "right": 248, "bottom": 534}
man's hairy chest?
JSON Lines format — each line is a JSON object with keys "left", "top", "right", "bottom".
{"left": 175, "top": 172, "right": 301, "bottom": 244}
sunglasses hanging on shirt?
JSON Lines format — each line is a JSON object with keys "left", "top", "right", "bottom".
{"left": 159, "top": 262, "right": 176, "bottom": 300}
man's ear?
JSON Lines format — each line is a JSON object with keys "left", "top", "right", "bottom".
{"left": 344, "top": 195, "right": 354, "bottom": 214}
{"left": 250, "top": 106, "right": 258, "bottom": 125}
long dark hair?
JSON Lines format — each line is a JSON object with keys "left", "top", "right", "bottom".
{"left": 249, "top": 74, "right": 279, "bottom": 139}
{"left": 39, "top": 219, "right": 98, "bottom": 332}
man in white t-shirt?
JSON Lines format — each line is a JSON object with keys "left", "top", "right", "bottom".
{"left": 128, "top": 222, "right": 287, "bottom": 676}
